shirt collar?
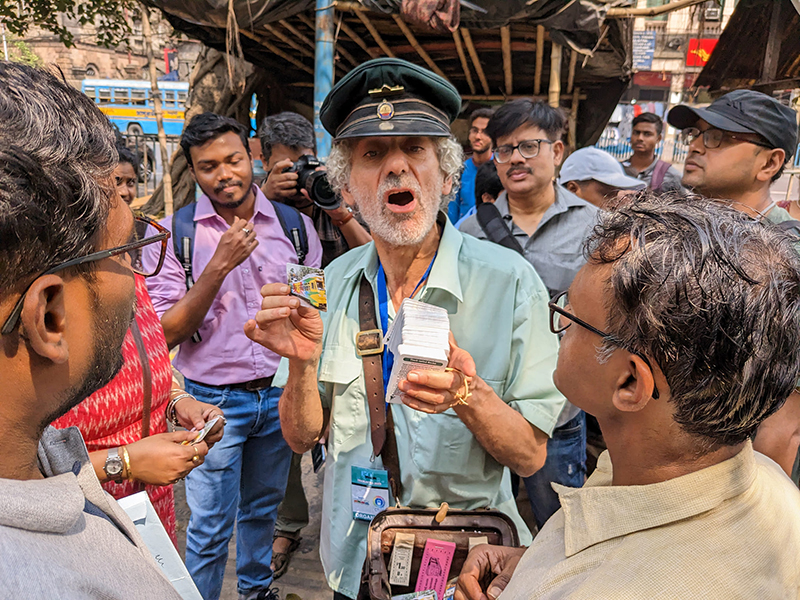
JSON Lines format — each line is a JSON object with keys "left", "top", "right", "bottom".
{"left": 493, "top": 185, "right": 588, "bottom": 222}
{"left": 343, "top": 212, "right": 464, "bottom": 302}
{"left": 554, "top": 441, "right": 757, "bottom": 557}
{"left": 194, "top": 184, "right": 276, "bottom": 222}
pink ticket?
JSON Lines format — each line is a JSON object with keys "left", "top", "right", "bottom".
{"left": 415, "top": 539, "right": 456, "bottom": 600}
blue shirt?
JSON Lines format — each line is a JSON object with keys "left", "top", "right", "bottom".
{"left": 448, "top": 157, "right": 478, "bottom": 223}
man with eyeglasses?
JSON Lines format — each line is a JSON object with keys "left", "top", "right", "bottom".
{"left": 459, "top": 99, "right": 598, "bottom": 531}
{"left": 456, "top": 195, "right": 800, "bottom": 600}
{"left": 667, "top": 90, "right": 800, "bottom": 482}
{"left": 447, "top": 107, "right": 494, "bottom": 224}
{"left": 0, "top": 62, "right": 185, "bottom": 597}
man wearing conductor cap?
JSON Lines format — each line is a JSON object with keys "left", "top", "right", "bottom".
{"left": 668, "top": 89, "right": 800, "bottom": 483}
{"left": 245, "top": 58, "right": 565, "bottom": 599}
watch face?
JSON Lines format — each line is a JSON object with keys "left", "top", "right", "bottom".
{"left": 106, "top": 459, "right": 123, "bottom": 477}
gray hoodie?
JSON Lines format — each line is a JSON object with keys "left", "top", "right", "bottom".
{"left": 0, "top": 425, "right": 182, "bottom": 599}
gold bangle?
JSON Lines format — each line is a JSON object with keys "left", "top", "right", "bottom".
{"left": 121, "top": 445, "right": 133, "bottom": 481}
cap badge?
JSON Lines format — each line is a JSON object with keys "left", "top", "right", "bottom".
{"left": 369, "top": 84, "right": 405, "bottom": 99}
{"left": 377, "top": 100, "right": 395, "bottom": 120}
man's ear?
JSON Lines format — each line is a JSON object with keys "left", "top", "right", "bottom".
{"left": 755, "top": 148, "right": 786, "bottom": 183}
{"left": 564, "top": 180, "right": 582, "bottom": 196}
{"left": 441, "top": 174, "right": 454, "bottom": 197}
{"left": 611, "top": 354, "right": 656, "bottom": 413}
{"left": 340, "top": 182, "right": 355, "bottom": 207}
{"left": 19, "top": 275, "right": 69, "bottom": 364}
{"left": 552, "top": 140, "right": 565, "bottom": 167}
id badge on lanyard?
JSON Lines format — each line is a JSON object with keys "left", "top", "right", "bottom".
{"left": 351, "top": 466, "right": 390, "bottom": 521}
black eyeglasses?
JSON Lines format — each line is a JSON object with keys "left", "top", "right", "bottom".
{"left": 680, "top": 127, "right": 774, "bottom": 150}
{"left": 549, "top": 291, "right": 660, "bottom": 399}
{"left": 1, "top": 216, "right": 170, "bottom": 335}
{"left": 493, "top": 139, "right": 554, "bottom": 164}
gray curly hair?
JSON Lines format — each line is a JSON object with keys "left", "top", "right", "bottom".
{"left": 326, "top": 136, "right": 464, "bottom": 207}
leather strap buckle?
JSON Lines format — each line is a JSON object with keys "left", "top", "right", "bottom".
{"left": 356, "top": 329, "right": 384, "bottom": 356}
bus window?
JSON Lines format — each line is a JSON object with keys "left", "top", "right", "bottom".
{"left": 163, "top": 90, "right": 176, "bottom": 107}
{"left": 97, "top": 87, "right": 112, "bottom": 104}
{"left": 113, "top": 88, "right": 130, "bottom": 103}
{"left": 177, "top": 91, "right": 188, "bottom": 104}
{"left": 84, "top": 87, "right": 96, "bottom": 102}
{"left": 131, "top": 89, "right": 148, "bottom": 106}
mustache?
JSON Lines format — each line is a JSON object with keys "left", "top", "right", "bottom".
{"left": 506, "top": 165, "right": 532, "bottom": 177}
{"left": 215, "top": 180, "right": 243, "bottom": 193}
{"left": 378, "top": 173, "right": 422, "bottom": 198}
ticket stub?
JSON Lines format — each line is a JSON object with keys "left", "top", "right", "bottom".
{"left": 181, "top": 415, "right": 224, "bottom": 445}
{"left": 389, "top": 532, "right": 416, "bottom": 587}
{"left": 287, "top": 263, "right": 327, "bottom": 311}
{"left": 468, "top": 536, "right": 489, "bottom": 551}
{"left": 415, "top": 539, "right": 456, "bottom": 600}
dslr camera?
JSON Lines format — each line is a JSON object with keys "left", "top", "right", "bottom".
{"left": 283, "top": 154, "right": 340, "bottom": 210}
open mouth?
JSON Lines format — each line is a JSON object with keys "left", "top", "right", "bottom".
{"left": 388, "top": 190, "right": 414, "bottom": 206}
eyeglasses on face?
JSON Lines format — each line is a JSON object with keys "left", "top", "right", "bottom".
{"left": 1, "top": 215, "right": 170, "bottom": 335}
{"left": 680, "top": 127, "right": 773, "bottom": 150}
{"left": 548, "top": 291, "right": 660, "bottom": 399}
{"left": 493, "top": 139, "right": 554, "bottom": 164}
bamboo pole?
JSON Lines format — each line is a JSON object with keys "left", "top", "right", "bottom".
{"left": 296, "top": 13, "right": 316, "bottom": 31}
{"left": 607, "top": 0, "right": 707, "bottom": 17}
{"left": 534, "top": 25, "right": 544, "bottom": 96}
{"left": 140, "top": 2, "right": 173, "bottom": 216}
{"left": 567, "top": 48, "right": 577, "bottom": 94}
{"left": 501, "top": 25, "right": 513, "bottom": 95}
{"left": 549, "top": 42, "right": 562, "bottom": 108}
{"left": 461, "top": 93, "right": 586, "bottom": 101}
{"left": 265, "top": 24, "right": 314, "bottom": 59}
{"left": 335, "top": 39, "right": 360, "bottom": 68}
{"left": 339, "top": 20, "right": 377, "bottom": 58}
{"left": 242, "top": 29, "right": 315, "bottom": 75}
{"left": 461, "top": 29, "right": 490, "bottom": 95}
{"left": 279, "top": 20, "right": 316, "bottom": 51}
{"left": 355, "top": 10, "right": 396, "bottom": 57}
{"left": 452, "top": 29, "right": 476, "bottom": 95}
{"left": 392, "top": 15, "right": 447, "bottom": 79}
{"left": 569, "top": 86, "right": 580, "bottom": 148}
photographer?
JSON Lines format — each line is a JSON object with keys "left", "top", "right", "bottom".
{"left": 259, "top": 111, "right": 371, "bottom": 267}
{"left": 258, "top": 111, "right": 371, "bottom": 578}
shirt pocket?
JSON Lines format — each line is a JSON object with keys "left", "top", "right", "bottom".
{"left": 410, "top": 409, "right": 486, "bottom": 477}
{"left": 319, "top": 347, "right": 368, "bottom": 446}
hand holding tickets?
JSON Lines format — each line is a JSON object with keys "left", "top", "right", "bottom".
{"left": 385, "top": 298, "right": 451, "bottom": 404}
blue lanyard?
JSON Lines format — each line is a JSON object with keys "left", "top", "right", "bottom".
{"left": 376, "top": 252, "right": 437, "bottom": 394}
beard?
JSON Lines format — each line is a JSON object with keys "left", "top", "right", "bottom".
{"left": 352, "top": 173, "right": 444, "bottom": 247}
{"left": 44, "top": 284, "right": 135, "bottom": 428}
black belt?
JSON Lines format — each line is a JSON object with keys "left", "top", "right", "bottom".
{"left": 199, "top": 376, "right": 274, "bottom": 392}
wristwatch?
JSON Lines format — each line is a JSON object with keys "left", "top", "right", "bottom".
{"left": 103, "top": 448, "right": 124, "bottom": 483}
{"left": 332, "top": 205, "right": 354, "bottom": 228}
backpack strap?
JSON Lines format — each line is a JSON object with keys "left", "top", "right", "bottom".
{"left": 271, "top": 200, "right": 309, "bottom": 265}
{"left": 171, "top": 203, "right": 202, "bottom": 343}
{"left": 650, "top": 160, "right": 671, "bottom": 193}
{"left": 476, "top": 203, "right": 524, "bottom": 255}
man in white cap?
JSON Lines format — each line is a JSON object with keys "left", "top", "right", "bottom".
{"left": 559, "top": 147, "right": 646, "bottom": 209}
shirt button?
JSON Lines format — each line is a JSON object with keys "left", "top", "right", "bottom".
{"left": 243, "top": 268, "right": 250, "bottom": 274}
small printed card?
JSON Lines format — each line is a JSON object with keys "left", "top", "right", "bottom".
{"left": 392, "top": 591, "right": 437, "bottom": 600}
{"left": 415, "top": 539, "right": 456, "bottom": 600}
{"left": 287, "top": 263, "right": 327, "bottom": 311}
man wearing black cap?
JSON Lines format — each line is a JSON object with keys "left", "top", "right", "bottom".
{"left": 246, "top": 58, "right": 565, "bottom": 600}
{"left": 668, "top": 89, "right": 800, "bottom": 479}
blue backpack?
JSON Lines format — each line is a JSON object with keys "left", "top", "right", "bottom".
{"left": 172, "top": 200, "right": 309, "bottom": 343}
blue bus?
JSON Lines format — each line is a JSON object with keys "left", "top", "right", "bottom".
{"left": 81, "top": 79, "right": 189, "bottom": 136}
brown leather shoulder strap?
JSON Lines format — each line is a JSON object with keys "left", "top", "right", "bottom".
{"left": 358, "top": 275, "right": 402, "bottom": 501}
{"left": 129, "top": 319, "right": 152, "bottom": 439}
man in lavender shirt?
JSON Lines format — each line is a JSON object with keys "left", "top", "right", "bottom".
{"left": 142, "top": 113, "right": 322, "bottom": 600}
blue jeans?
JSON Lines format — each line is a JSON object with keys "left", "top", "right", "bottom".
{"left": 523, "top": 412, "right": 586, "bottom": 529}
{"left": 183, "top": 379, "right": 292, "bottom": 600}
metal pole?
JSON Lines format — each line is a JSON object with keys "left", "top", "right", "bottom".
{"left": 314, "top": 0, "right": 335, "bottom": 161}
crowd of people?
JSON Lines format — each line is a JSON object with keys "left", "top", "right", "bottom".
{"left": 2, "top": 53, "right": 800, "bottom": 600}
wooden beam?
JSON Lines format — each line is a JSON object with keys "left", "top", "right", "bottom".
{"left": 264, "top": 24, "right": 314, "bottom": 60}
{"left": 534, "top": 25, "right": 544, "bottom": 96}
{"left": 461, "top": 93, "right": 586, "bottom": 101}
{"left": 392, "top": 14, "right": 447, "bottom": 79}
{"left": 278, "top": 20, "right": 315, "bottom": 52}
{"left": 762, "top": 0, "right": 783, "bottom": 83}
{"left": 569, "top": 86, "right": 580, "bottom": 149}
{"left": 567, "top": 48, "right": 578, "bottom": 94}
{"left": 549, "top": 42, "right": 562, "bottom": 108}
{"left": 452, "top": 29, "right": 476, "bottom": 95}
{"left": 339, "top": 20, "right": 378, "bottom": 58}
{"left": 295, "top": 13, "right": 316, "bottom": 32}
{"left": 354, "top": 10, "right": 396, "bottom": 57}
{"left": 335, "top": 39, "right": 360, "bottom": 68}
{"left": 501, "top": 25, "right": 513, "bottom": 95}
{"left": 607, "top": 0, "right": 707, "bottom": 17}
{"left": 461, "top": 28, "right": 490, "bottom": 95}
{"left": 241, "top": 28, "right": 314, "bottom": 75}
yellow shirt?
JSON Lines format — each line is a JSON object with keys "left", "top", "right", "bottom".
{"left": 501, "top": 442, "right": 800, "bottom": 599}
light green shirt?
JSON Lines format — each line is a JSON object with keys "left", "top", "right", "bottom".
{"left": 276, "top": 218, "right": 565, "bottom": 598}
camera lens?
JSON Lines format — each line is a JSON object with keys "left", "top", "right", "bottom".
{"left": 306, "top": 171, "right": 340, "bottom": 210}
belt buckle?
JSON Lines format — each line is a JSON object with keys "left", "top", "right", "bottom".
{"left": 356, "top": 329, "right": 384, "bottom": 356}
